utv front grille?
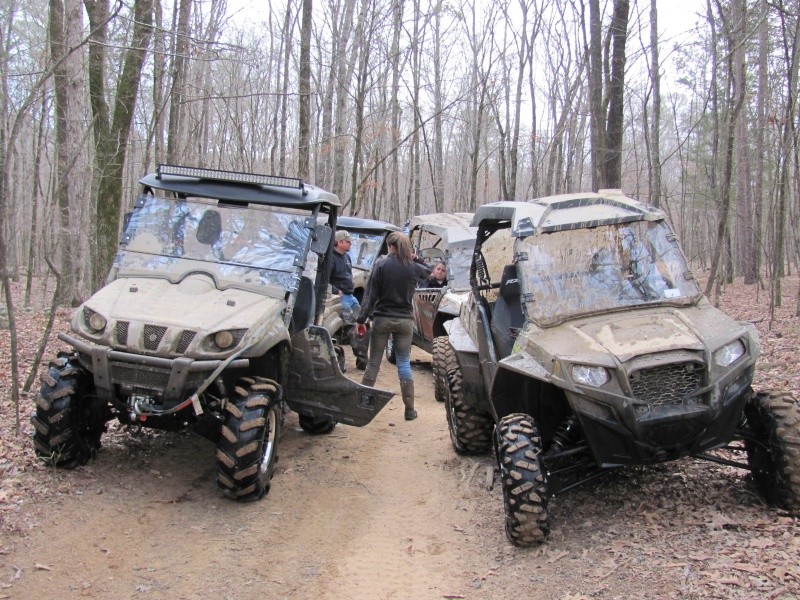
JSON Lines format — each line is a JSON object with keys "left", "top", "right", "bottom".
{"left": 628, "top": 362, "right": 702, "bottom": 407}
{"left": 113, "top": 363, "right": 170, "bottom": 390}
{"left": 176, "top": 330, "right": 196, "bottom": 354}
{"left": 110, "top": 362, "right": 209, "bottom": 395}
{"left": 116, "top": 321, "right": 129, "bottom": 345}
{"left": 143, "top": 325, "right": 168, "bottom": 351}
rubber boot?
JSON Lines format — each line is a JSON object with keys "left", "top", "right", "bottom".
{"left": 361, "top": 370, "right": 377, "bottom": 388}
{"left": 400, "top": 380, "right": 417, "bottom": 420}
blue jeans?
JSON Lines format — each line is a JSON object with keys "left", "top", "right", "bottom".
{"left": 362, "top": 316, "right": 413, "bottom": 383}
{"left": 340, "top": 294, "right": 360, "bottom": 325}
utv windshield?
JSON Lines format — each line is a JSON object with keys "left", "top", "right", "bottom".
{"left": 447, "top": 242, "right": 474, "bottom": 290}
{"left": 348, "top": 232, "right": 386, "bottom": 270}
{"left": 520, "top": 220, "right": 701, "bottom": 326}
{"left": 114, "top": 195, "right": 313, "bottom": 291}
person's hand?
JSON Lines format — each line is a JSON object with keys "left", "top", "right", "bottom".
{"left": 355, "top": 323, "right": 367, "bottom": 337}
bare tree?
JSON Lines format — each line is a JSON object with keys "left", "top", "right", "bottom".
{"left": 299, "top": 0, "right": 313, "bottom": 180}
{"left": 389, "top": 0, "right": 404, "bottom": 225}
{"left": 649, "top": 0, "right": 661, "bottom": 207}
{"left": 771, "top": 0, "right": 800, "bottom": 309}
{"left": 166, "top": 0, "right": 192, "bottom": 162}
{"left": 587, "top": 0, "right": 630, "bottom": 190}
{"left": 49, "top": 0, "right": 86, "bottom": 303}
{"left": 745, "top": 0, "right": 769, "bottom": 286}
{"left": 84, "top": 0, "right": 155, "bottom": 286}
{"left": 704, "top": 0, "right": 747, "bottom": 300}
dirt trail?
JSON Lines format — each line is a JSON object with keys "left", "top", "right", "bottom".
{"left": 3, "top": 345, "right": 800, "bottom": 600}
{"left": 2, "top": 350, "right": 500, "bottom": 599}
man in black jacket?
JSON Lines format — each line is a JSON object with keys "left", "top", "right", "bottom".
{"left": 331, "top": 230, "right": 359, "bottom": 323}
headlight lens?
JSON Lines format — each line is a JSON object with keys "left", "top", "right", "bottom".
{"left": 86, "top": 310, "right": 106, "bottom": 332}
{"left": 571, "top": 364, "right": 610, "bottom": 387}
{"left": 214, "top": 330, "right": 235, "bottom": 349}
{"left": 714, "top": 339, "right": 746, "bottom": 367}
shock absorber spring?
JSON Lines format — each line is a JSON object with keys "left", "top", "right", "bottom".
{"left": 546, "top": 415, "right": 581, "bottom": 455}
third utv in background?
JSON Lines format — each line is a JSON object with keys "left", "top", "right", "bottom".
{"left": 385, "top": 213, "right": 477, "bottom": 389}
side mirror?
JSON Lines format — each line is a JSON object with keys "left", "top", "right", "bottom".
{"left": 311, "top": 224, "right": 332, "bottom": 254}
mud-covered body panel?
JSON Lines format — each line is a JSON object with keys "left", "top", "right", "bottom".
{"left": 286, "top": 327, "right": 392, "bottom": 426}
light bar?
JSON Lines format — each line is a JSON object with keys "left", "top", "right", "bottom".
{"left": 157, "top": 164, "right": 302, "bottom": 190}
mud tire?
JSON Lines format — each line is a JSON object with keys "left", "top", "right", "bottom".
{"left": 31, "top": 353, "right": 106, "bottom": 468}
{"left": 432, "top": 336, "right": 448, "bottom": 402}
{"left": 441, "top": 338, "right": 493, "bottom": 454}
{"left": 385, "top": 335, "right": 396, "bottom": 365}
{"left": 494, "top": 413, "right": 550, "bottom": 546}
{"left": 743, "top": 388, "right": 800, "bottom": 511}
{"left": 216, "top": 377, "right": 282, "bottom": 501}
{"left": 299, "top": 414, "right": 337, "bottom": 435}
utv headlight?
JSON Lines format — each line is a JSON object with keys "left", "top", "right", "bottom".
{"left": 84, "top": 308, "right": 107, "bottom": 333}
{"left": 571, "top": 364, "right": 610, "bottom": 387}
{"left": 714, "top": 339, "right": 746, "bottom": 367}
{"left": 214, "top": 330, "right": 235, "bottom": 350}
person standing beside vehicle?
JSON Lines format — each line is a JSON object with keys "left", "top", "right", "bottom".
{"left": 356, "top": 232, "right": 430, "bottom": 420}
{"left": 330, "top": 230, "right": 359, "bottom": 323}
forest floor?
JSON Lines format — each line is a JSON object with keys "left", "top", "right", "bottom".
{"left": 1, "top": 276, "right": 799, "bottom": 599}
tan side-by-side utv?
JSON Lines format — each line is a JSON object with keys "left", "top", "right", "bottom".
{"left": 32, "top": 165, "right": 392, "bottom": 500}
{"left": 434, "top": 190, "right": 800, "bottom": 546}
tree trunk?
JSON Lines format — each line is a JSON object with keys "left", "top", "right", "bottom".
{"left": 49, "top": 0, "right": 84, "bottom": 303}
{"left": 587, "top": 0, "right": 604, "bottom": 190}
{"left": 745, "top": 0, "right": 768, "bottom": 285}
{"left": 85, "top": 0, "right": 154, "bottom": 285}
{"left": 166, "top": 0, "right": 191, "bottom": 163}
{"left": 298, "top": 0, "right": 313, "bottom": 180}
{"left": 432, "top": 0, "right": 444, "bottom": 212}
{"left": 649, "top": 0, "right": 661, "bottom": 207}
{"left": 333, "top": 0, "right": 358, "bottom": 197}
{"left": 389, "top": 0, "right": 403, "bottom": 225}
{"left": 704, "top": 0, "right": 746, "bottom": 300}
{"left": 603, "top": 0, "right": 629, "bottom": 189}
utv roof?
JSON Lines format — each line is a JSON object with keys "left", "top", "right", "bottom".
{"left": 407, "top": 212, "right": 477, "bottom": 245}
{"left": 337, "top": 216, "right": 401, "bottom": 234}
{"left": 139, "top": 164, "right": 341, "bottom": 208}
{"left": 472, "top": 190, "right": 664, "bottom": 235}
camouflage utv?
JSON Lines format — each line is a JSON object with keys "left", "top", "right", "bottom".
{"left": 434, "top": 190, "right": 800, "bottom": 546}
{"left": 31, "top": 165, "right": 392, "bottom": 499}
{"left": 321, "top": 216, "right": 400, "bottom": 370}
{"left": 384, "top": 214, "right": 476, "bottom": 386}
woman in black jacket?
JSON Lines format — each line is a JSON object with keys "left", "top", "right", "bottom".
{"left": 355, "top": 232, "right": 430, "bottom": 420}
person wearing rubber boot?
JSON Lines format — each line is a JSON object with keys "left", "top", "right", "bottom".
{"left": 355, "top": 232, "right": 430, "bottom": 420}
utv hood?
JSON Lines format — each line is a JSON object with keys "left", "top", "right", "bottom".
{"left": 80, "top": 275, "right": 285, "bottom": 332}
{"left": 573, "top": 312, "right": 704, "bottom": 362}
{"left": 526, "top": 303, "right": 749, "bottom": 365}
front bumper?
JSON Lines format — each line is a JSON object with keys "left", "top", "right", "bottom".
{"left": 60, "top": 332, "right": 250, "bottom": 403}
{"left": 569, "top": 365, "right": 755, "bottom": 466}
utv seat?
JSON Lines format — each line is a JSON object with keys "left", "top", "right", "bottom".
{"left": 491, "top": 264, "right": 524, "bottom": 358}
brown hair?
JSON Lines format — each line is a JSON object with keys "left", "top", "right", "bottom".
{"left": 387, "top": 231, "right": 413, "bottom": 265}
